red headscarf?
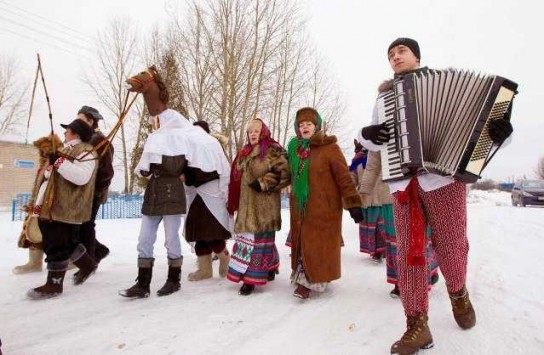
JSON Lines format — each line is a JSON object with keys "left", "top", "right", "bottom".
{"left": 227, "top": 119, "right": 281, "bottom": 214}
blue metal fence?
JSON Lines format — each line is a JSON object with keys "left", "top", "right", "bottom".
{"left": 11, "top": 193, "right": 144, "bottom": 221}
{"left": 97, "top": 195, "right": 144, "bottom": 219}
{"left": 12, "top": 193, "right": 32, "bottom": 221}
{"left": 12, "top": 192, "right": 289, "bottom": 222}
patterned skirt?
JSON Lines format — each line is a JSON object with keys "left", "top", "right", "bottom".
{"left": 227, "top": 231, "right": 279, "bottom": 285}
{"left": 359, "top": 206, "right": 387, "bottom": 257}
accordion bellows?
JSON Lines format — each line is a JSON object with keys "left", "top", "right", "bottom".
{"left": 378, "top": 69, "right": 518, "bottom": 183}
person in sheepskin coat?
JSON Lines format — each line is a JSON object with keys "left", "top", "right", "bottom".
{"left": 13, "top": 134, "right": 62, "bottom": 275}
{"left": 226, "top": 118, "right": 290, "bottom": 296}
{"left": 27, "top": 119, "right": 98, "bottom": 300}
{"left": 288, "top": 107, "right": 363, "bottom": 299}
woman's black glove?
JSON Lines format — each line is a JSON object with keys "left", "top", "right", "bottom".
{"left": 348, "top": 207, "right": 364, "bottom": 223}
{"left": 361, "top": 123, "right": 390, "bottom": 145}
{"left": 248, "top": 179, "right": 262, "bottom": 192}
{"left": 488, "top": 119, "right": 513, "bottom": 144}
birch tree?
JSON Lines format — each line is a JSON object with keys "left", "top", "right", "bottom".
{"left": 0, "top": 56, "right": 27, "bottom": 137}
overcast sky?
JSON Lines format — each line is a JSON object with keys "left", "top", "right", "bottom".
{"left": 0, "top": 0, "right": 540, "bottom": 186}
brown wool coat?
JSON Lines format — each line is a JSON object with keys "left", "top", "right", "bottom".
{"left": 234, "top": 145, "right": 290, "bottom": 234}
{"left": 290, "top": 132, "right": 362, "bottom": 283}
{"left": 90, "top": 130, "right": 115, "bottom": 205}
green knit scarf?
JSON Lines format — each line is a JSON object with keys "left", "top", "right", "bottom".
{"left": 288, "top": 137, "right": 311, "bottom": 214}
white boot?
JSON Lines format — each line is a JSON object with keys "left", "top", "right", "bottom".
{"left": 217, "top": 249, "right": 230, "bottom": 278}
{"left": 13, "top": 249, "right": 43, "bottom": 274}
{"left": 188, "top": 254, "right": 213, "bottom": 281}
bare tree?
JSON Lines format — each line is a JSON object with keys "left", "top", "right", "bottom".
{"left": 0, "top": 56, "right": 27, "bottom": 137}
{"left": 169, "top": 3, "right": 217, "bottom": 122}
{"left": 84, "top": 17, "right": 141, "bottom": 193}
{"left": 536, "top": 156, "right": 544, "bottom": 179}
{"left": 157, "top": 0, "right": 346, "bottom": 160}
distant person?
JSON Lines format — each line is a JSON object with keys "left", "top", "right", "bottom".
{"left": 349, "top": 140, "right": 386, "bottom": 262}
{"left": 76, "top": 106, "right": 114, "bottom": 269}
{"left": 358, "top": 37, "right": 513, "bottom": 353}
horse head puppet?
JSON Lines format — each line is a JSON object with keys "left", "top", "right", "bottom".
{"left": 126, "top": 65, "right": 169, "bottom": 118}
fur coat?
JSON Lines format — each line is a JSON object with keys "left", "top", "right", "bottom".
{"left": 290, "top": 131, "right": 362, "bottom": 283}
{"left": 233, "top": 145, "right": 290, "bottom": 234}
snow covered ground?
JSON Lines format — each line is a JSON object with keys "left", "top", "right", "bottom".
{"left": 1, "top": 190, "right": 543, "bottom": 355}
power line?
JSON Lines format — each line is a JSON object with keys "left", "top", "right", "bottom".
{"left": 0, "top": 26, "right": 90, "bottom": 59}
{"left": 0, "top": 0, "right": 90, "bottom": 41}
{"left": 0, "top": 15, "right": 93, "bottom": 55}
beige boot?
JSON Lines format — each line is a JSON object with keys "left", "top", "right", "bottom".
{"left": 188, "top": 254, "right": 213, "bottom": 281}
{"left": 217, "top": 249, "right": 230, "bottom": 278}
{"left": 13, "top": 249, "right": 43, "bottom": 274}
{"left": 390, "top": 314, "right": 434, "bottom": 354}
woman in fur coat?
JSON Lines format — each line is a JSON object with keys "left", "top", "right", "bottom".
{"left": 288, "top": 107, "right": 363, "bottom": 299}
{"left": 226, "top": 118, "right": 290, "bottom": 296}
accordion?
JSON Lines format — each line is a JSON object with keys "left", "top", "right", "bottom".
{"left": 378, "top": 69, "right": 518, "bottom": 183}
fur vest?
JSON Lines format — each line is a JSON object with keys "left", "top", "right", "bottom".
{"left": 40, "top": 143, "right": 98, "bottom": 224}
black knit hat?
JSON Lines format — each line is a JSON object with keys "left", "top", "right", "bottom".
{"left": 387, "top": 37, "right": 420, "bottom": 60}
{"left": 193, "top": 120, "right": 210, "bottom": 133}
{"left": 60, "top": 119, "right": 93, "bottom": 143}
{"left": 78, "top": 105, "right": 103, "bottom": 123}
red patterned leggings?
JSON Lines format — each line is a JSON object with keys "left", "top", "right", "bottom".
{"left": 393, "top": 180, "right": 468, "bottom": 316}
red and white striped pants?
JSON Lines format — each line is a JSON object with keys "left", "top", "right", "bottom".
{"left": 393, "top": 180, "right": 468, "bottom": 316}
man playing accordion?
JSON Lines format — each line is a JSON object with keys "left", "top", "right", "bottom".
{"left": 358, "top": 37, "right": 513, "bottom": 355}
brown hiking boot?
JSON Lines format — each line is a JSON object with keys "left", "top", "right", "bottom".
{"left": 449, "top": 285, "right": 476, "bottom": 329}
{"left": 390, "top": 314, "right": 434, "bottom": 354}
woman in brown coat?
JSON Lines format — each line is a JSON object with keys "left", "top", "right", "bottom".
{"left": 288, "top": 107, "right": 363, "bottom": 299}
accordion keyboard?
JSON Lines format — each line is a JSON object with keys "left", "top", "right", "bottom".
{"left": 377, "top": 90, "right": 404, "bottom": 181}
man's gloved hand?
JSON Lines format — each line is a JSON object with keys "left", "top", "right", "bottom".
{"left": 248, "top": 179, "right": 262, "bottom": 192}
{"left": 48, "top": 153, "right": 59, "bottom": 165}
{"left": 361, "top": 122, "right": 390, "bottom": 145}
{"left": 348, "top": 207, "right": 364, "bottom": 223}
{"left": 488, "top": 119, "right": 513, "bottom": 144}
